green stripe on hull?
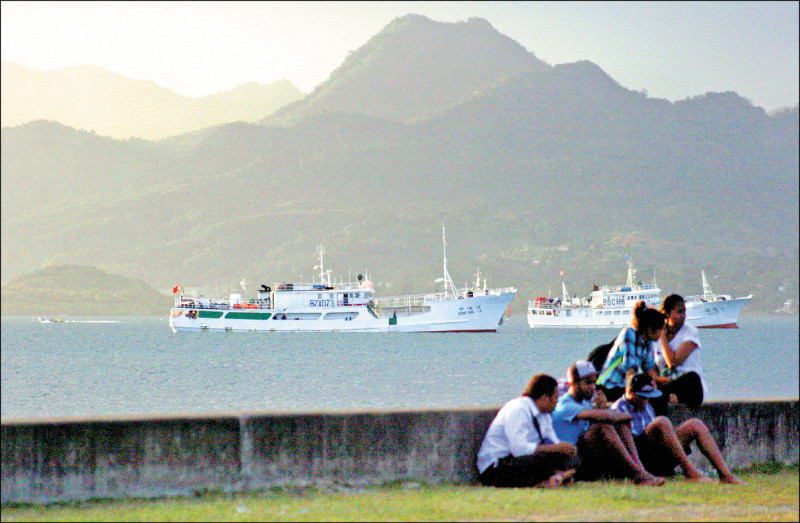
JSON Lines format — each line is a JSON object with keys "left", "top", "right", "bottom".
{"left": 198, "top": 311, "right": 224, "bottom": 318}
{"left": 224, "top": 312, "right": 272, "bottom": 320}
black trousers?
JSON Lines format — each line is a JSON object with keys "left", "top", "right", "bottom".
{"left": 478, "top": 451, "right": 579, "bottom": 488}
{"left": 650, "top": 371, "right": 704, "bottom": 415}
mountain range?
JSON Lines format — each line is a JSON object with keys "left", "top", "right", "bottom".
{"left": 0, "top": 61, "right": 304, "bottom": 140}
{"left": 1, "top": 14, "right": 797, "bottom": 314}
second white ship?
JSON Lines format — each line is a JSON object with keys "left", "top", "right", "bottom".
{"left": 527, "top": 257, "right": 660, "bottom": 329}
{"left": 684, "top": 270, "right": 752, "bottom": 328}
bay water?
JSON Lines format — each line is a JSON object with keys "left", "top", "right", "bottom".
{"left": 2, "top": 314, "right": 797, "bottom": 421}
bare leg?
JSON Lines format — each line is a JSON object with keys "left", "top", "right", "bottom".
{"left": 675, "top": 418, "right": 746, "bottom": 485}
{"left": 585, "top": 423, "right": 665, "bottom": 486}
{"left": 614, "top": 422, "right": 646, "bottom": 470}
{"left": 531, "top": 443, "right": 578, "bottom": 488}
{"left": 643, "top": 417, "right": 712, "bottom": 482}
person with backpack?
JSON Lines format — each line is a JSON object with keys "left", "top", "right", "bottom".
{"left": 595, "top": 301, "right": 664, "bottom": 403}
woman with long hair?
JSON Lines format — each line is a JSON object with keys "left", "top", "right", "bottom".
{"left": 649, "top": 294, "right": 707, "bottom": 415}
{"left": 595, "top": 301, "right": 664, "bottom": 403}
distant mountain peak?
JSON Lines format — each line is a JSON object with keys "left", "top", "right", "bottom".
{"left": 266, "top": 14, "right": 549, "bottom": 125}
{"left": 382, "top": 13, "right": 435, "bottom": 30}
{"left": 383, "top": 13, "right": 495, "bottom": 31}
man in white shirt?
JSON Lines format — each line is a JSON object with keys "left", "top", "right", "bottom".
{"left": 476, "top": 374, "right": 578, "bottom": 488}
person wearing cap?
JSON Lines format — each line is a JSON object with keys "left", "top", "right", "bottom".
{"left": 476, "top": 374, "right": 579, "bottom": 488}
{"left": 552, "top": 360, "right": 666, "bottom": 486}
{"left": 611, "top": 372, "right": 746, "bottom": 485}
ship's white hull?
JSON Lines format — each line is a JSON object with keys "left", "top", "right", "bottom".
{"left": 527, "top": 306, "right": 635, "bottom": 328}
{"left": 170, "top": 291, "right": 515, "bottom": 333}
{"left": 685, "top": 296, "right": 751, "bottom": 328}
{"left": 527, "top": 296, "right": 752, "bottom": 329}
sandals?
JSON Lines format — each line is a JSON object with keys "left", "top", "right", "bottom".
{"left": 633, "top": 472, "right": 666, "bottom": 486}
{"left": 535, "top": 468, "right": 576, "bottom": 489}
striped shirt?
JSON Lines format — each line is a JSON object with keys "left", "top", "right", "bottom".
{"left": 609, "top": 396, "right": 655, "bottom": 437}
{"left": 597, "top": 327, "right": 657, "bottom": 389}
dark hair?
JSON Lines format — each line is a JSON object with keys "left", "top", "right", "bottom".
{"left": 660, "top": 294, "right": 685, "bottom": 315}
{"left": 631, "top": 300, "right": 665, "bottom": 332}
{"left": 522, "top": 374, "right": 558, "bottom": 400}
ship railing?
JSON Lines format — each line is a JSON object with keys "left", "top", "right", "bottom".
{"left": 375, "top": 287, "right": 516, "bottom": 309}
{"left": 374, "top": 294, "right": 435, "bottom": 309}
{"left": 684, "top": 294, "right": 706, "bottom": 302}
{"left": 482, "top": 286, "right": 518, "bottom": 296}
{"left": 528, "top": 300, "right": 590, "bottom": 309}
{"left": 174, "top": 297, "right": 274, "bottom": 310}
{"left": 275, "top": 281, "right": 369, "bottom": 291}
{"left": 598, "top": 283, "right": 658, "bottom": 293}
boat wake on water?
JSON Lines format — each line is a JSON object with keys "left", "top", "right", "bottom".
{"left": 38, "top": 318, "right": 121, "bottom": 324}
{"left": 66, "top": 320, "right": 122, "bottom": 323}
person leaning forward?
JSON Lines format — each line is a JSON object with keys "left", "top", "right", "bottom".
{"left": 552, "top": 360, "right": 666, "bottom": 486}
{"left": 476, "top": 374, "right": 578, "bottom": 488}
{"left": 611, "top": 372, "right": 746, "bottom": 485}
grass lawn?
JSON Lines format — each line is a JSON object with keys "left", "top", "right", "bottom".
{"left": 1, "top": 465, "right": 797, "bottom": 522}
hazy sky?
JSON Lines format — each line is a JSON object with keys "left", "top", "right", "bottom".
{"left": 2, "top": 1, "right": 797, "bottom": 111}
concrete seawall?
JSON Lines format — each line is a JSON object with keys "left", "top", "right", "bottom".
{"left": 2, "top": 399, "right": 797, "bottom": 505}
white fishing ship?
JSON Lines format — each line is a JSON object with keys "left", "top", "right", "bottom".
{"left": 527, "top": 256, "right": 660, "bottom": 328}
{"left": 170, "top": 227, "right": 516, "bottom": 333}
{"left": 774, "top": 299, "right": 796, "bottom": 314}
{"left": 684, "top": 270, "right": 752, "bottom": 328}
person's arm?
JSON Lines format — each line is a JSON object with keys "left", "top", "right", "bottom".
{"left": 534, "top": 441, "right": 577, "bottom": 455}
{"left": 659, "top": 335, "right": 697, "bottom": 368}
{"left": 653, "top": 374, "right": 671, "bottom": 385}
{"left": 574, "top": 407, "right": 631, "bottom": 424}
{"left": 647, "top": 367, "right": 663, "bottom": 383}
{"left": 591, "top": 389, "right": 608, "bottom": 409}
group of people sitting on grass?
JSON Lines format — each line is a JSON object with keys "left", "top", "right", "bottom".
{"left": 476, "top": 294, "right": 746, "bottom": 489}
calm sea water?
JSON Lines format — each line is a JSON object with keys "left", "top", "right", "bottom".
{"left": 1, "top": 314, "right": 797, "bottom": 421}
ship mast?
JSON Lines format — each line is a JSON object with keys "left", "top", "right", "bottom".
{"left": 442, "top": 224, "right": 458, "bottom": 298}
{"left": 625, "top": 254, "right": 635, "bottom": 288}
{"left": 701, "top": 270, "right": 714, "bottom": 300}
{"left": 316, "top": 244, "right": 331, "bottom": 286}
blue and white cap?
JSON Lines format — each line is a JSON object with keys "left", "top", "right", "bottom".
{"left": 627, "top": 373, "right": 662, "bottom": 398}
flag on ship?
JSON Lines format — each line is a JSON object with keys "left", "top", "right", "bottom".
{"left": 172, "top": 284, "right": 182, "bottom": 294}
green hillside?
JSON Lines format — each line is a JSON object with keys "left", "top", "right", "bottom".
{"left": 1, "top": 265, "right": 173, "bottom": 316}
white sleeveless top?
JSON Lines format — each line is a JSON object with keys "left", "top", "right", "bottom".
{"left": 654, "top": 322, "right": 708, "bottom": 396}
